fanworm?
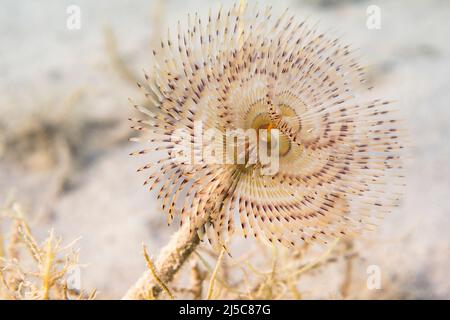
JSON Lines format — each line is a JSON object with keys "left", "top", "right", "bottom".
{"left": 129, "top": 3, "right": 405, "bottom": 249}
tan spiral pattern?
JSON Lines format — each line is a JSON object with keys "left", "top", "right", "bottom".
{"left": 129, "top": 3, "right": 405, "bottom": 249}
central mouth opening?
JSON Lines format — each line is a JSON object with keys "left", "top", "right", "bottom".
{"left": 252, "top": 115, "right": 291, "bottom": 157}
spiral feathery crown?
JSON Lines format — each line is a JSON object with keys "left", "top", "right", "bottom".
{"left": 130, "top": 2, "right": 405, "bottom": 249}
